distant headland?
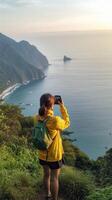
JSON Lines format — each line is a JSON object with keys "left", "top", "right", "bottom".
{"left": 0, "top": 33, "right": 49, "bottom": 99}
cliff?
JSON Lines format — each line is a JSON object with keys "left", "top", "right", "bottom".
{"left": 0, "top": 33, "right": 49, "bottom": 93}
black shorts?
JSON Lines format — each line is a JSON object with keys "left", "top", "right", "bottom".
{"left": 39, "top": 157, "right": 65, "bottom": 170}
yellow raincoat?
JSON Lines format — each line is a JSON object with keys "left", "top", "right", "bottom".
{"left": 33, "top": 104, "right": 70, "bottom": 162}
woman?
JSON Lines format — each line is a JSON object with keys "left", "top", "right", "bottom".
{"left": 33, "top": 93, "right": 70, "bottom": 200}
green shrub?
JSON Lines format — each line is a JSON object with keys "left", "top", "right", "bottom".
{"left": 0, "top": 169, "right": 42, "bottom": 200}
{"left": 0, "top": 104, "right": 22, "bottom": 139}
{"left": 63, "top": 138, "right": 92, "bottom": 170}
{"left": 87, "top": 186, "right": 112, "bottom": 200}
{"left": 0, "top": 141, "right": 43, "bottom": 200}
{"left": 91, "top": 148, "right": 112, "bottom": 186}
{"left": 19, "top": 116, "right": 34, "bottom": 137}
{"left": 0, "top": 142, "right": 42, "bottom": 175}
{"left": 59, "top": 166, "right": 94, "bottom": 200}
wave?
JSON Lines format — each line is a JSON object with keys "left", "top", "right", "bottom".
{"left": 0, "top": 83, "right": 22, "bottom": 100}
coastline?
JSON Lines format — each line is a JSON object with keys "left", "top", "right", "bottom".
{"left": 0, "top": 75, "right": 47, "bottom": 100}
{"left": 0, "top": 83, "right": 22, "bottom": 100}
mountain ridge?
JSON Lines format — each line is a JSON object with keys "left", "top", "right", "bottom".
{"left": 0, "top": 33, "right": 49, "bottom": 93}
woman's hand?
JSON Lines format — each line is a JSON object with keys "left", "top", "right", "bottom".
{"left": 58, "top": 100, "right": 64, "bottom": 106}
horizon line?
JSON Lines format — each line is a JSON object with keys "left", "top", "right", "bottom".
{"left": 24, "top": 29, "right": 112, "bottom": 35}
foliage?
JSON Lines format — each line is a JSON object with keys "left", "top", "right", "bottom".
{"left": 0, "top": 140, "right": 42, "bottom": 200}
{"left": 87, "top": 186, "right": 112, "bottom": 200}
{"left": 63, "top": 138, "right": 92, "bottom": 170}
{"left": 0, "top": 104, "right": 23, "bottom": 136}
{"left": 0, "top": 104, "right": 43, "bottom": 199}
{"left": 59, "top": 166, "right": 94, "bottom": 200}
{"left": 0, "top": 103, "right": 112, "bottom": 199}
{"left": 19, "top": 116, "right": 34, "bottom": 141}
{"left": 0, "top": 170, "right": 39, "bottom": 200}
{"left": 91, "top": 148, "right": 112, "bottom": 186}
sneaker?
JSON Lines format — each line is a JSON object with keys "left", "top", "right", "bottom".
{"left": 45, "top": 194, "right": 52, "bottom": 200}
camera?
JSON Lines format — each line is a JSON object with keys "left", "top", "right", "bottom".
{"left": 54, "top": 95, "right": 62, "bottom": 104}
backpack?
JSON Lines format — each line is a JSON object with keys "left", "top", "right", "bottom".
{"left": 32, "top": 116, "right": 53, "bottom": 150}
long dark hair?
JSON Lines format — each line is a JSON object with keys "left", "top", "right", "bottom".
{"left": 39, "top": 93, "right": 54, "bottom": 117}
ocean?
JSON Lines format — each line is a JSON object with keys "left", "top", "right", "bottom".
{"left": 5, "top": 31, "right": 112, "bottom": 159}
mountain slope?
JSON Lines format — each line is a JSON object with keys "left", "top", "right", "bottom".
{"left": 17, "top": 40, "right": 49, "bottom": 70}
{"left": 0, "top": 33, "right": 49, "bottom": 93}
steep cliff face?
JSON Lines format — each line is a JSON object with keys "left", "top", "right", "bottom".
{"left": 17, "top": 40, "right": 49, "bottom": 70}
{"left": 0, "top": 33, "right": 49, "bottom": 92}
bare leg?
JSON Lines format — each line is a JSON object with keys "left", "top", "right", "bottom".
{"left": 51, "top": 168, "right": 61, "bottom": 200}
{"left": 43, "top": 165, "right": 51, "bottom": 197}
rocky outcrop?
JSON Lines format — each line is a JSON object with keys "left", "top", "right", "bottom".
{"left": 63, "top": 55, "right": 72, "bottom": 62}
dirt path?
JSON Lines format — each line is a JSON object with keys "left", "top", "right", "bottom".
{"left": 37, "top": 193, "right": 63, "bottom": 200}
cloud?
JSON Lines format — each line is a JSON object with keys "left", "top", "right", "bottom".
{"left": 0, "top": 0, "right": 83, "bottom": 8}
{"left": 1, "top": 0, "right": 112, "bottom": 34}
{"left": 0, "top": 0, "right": 41, "bottom": 8}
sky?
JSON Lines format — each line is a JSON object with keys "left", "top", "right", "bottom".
{"left": 0, "top": 0, "right": 112, "bottom": 37}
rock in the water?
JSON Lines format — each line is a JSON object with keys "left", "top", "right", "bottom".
{"left": 63, "top": 55, "right": 72, "bottom": 62}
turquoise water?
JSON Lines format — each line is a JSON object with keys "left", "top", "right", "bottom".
{"left": 5, "top": 31, "right": 112, "bottom": 159}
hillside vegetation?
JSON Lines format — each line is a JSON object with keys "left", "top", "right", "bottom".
{"left": 0, "top": 103, "right": 112, "bottom": 200}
